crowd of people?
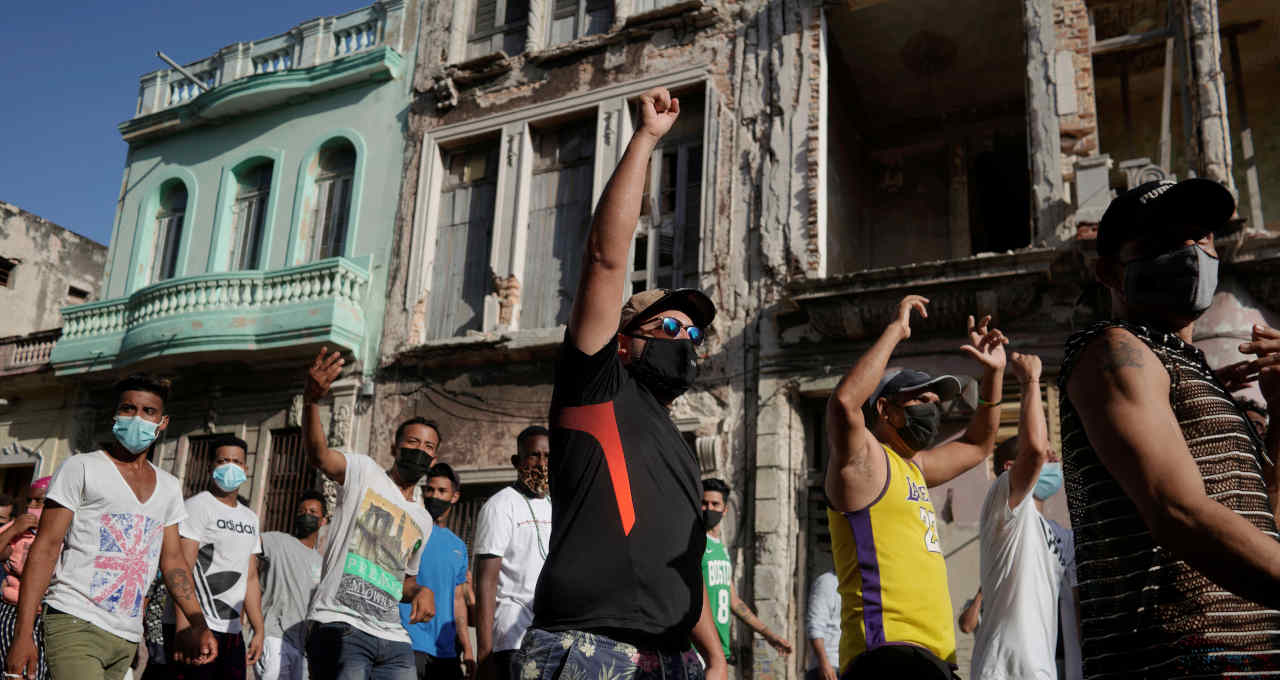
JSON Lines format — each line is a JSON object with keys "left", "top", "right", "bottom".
{"left": 0, "top": 85, "right": 1277, "bottom": 680}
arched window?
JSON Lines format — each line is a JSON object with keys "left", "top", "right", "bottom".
{"left": 153, "top": 180, "right": 188, "bottom": 282}
{"left": 232, "top": 161, "right": 273, "bottom": 270}
{"left": 310, "top": 140, "right": 356, "bottom": 260}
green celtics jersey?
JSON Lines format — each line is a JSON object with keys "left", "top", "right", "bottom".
{"left": 702, "top": 534, "right": 733, "bottom": 659}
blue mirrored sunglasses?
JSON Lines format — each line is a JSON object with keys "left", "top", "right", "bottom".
{"left": 651, "top": 316, "right": 704, "bottom": 346}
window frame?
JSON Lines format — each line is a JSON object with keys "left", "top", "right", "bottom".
{"left": 232, "top": 163, "right": 273, "bottom": 271}
{"left": 546, "top": 0, "right": 612, "bottom": 47}
{"left": 406, "top": 68, "right": 713, "bottom": 345}
{"left": 152, "top": 182, "right": 188, "bottom": 283}
{"left": 630, "top": 137, "right": 701, "bottom": 295}
{"left": 466, "top": 0, "right": 530, "bottom": 59}
{"left": 0, "top": 258, "right": 14, "bottom": 289}
{"left": 309, "top": 144, "right": 356, "bottom": 262}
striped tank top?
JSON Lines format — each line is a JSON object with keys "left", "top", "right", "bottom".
{"left": 828, "top": 443, "right": 955, "bottom": 672}
{"left": 1059, "top": 320, "right": 1280, "bottom": 679}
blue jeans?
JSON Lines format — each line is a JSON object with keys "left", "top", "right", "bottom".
{"left": 515, "top": 628, "right": 704, "bottom": 680}
{"left": 305, "top": 621, "right": 417, "bottom": 680}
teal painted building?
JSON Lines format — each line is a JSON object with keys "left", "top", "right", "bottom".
{"left": 49, "top": 0, "right": 420, "bottom": 528}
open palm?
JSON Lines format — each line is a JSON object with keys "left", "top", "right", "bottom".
{"left": 961, "top": 315, "right": 1008, "bottom": 371}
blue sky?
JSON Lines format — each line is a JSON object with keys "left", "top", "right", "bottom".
{"left": 0, "top": 0, "right": 369, "bottom": 246}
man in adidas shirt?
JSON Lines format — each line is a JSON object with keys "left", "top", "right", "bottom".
{"left": 699, "top": 478, "right": 791, "bottom": 664}
{"left": 168, "top": 434, "right": 264, "bottom": 680}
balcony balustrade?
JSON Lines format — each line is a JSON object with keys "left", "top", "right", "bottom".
{"left": 134, "top": 0, "right": 407, "bottom": 118}
{"left": 51, "top": 257, "right": 370, "bottom": 375}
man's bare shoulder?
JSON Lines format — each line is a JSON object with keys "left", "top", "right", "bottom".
{"left": 1069, "top": 326, "right": 1167, "bottom": 404}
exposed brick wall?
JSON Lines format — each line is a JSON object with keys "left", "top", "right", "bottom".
{"left": 1056, "top": 0, "right": 1100, "bottom": 181}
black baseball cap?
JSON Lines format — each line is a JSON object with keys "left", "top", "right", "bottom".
{"left": 869, "top": 368, "right": 961, "bottom": 408}
{"left": 1096, "top": 179, "right": 1236, "bottom": 257}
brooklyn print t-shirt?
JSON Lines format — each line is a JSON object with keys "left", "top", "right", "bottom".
{"left": 308, "top": 452, "right": 432, "bottom": 642}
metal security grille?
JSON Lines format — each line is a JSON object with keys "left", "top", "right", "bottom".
{"left": 182, "top": 435, "right": 219, "bottom": 499}
{"left": 444, "top": 481, "right": 507, "bottom": 559}
{"left": 261, "top": 428, "right": 317, "bottom": 533}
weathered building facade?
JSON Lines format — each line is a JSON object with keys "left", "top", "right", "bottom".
{"left": 375, "top": 0, "right": 1279, "bottom": 677}
{"left": 0, "top": 202, "right": 107, "bottom": 495}
{"left": 46, "top": 0, "right": 423, "bottom": 532}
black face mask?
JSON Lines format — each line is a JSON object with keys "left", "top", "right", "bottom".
{"left": 424, "top": 497, "right": 452, "bottom": 519}
{"left": 394, "top": 447, "right": 434, "bottom": 486}
{"left": 703, "top": 509, "right": 723, "bottom": 530}
{"left": 894, "top": 402, "right": 941, "bottom": 451}
{"left": 293, "top": 513, "right": 321, "bottom": 538}
{"left": 624, "top": 335, "right": 698, "bottom": 404}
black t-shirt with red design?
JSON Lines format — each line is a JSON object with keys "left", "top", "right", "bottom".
{"left": 531, "top": 334, "right": 705, "bottom": 649}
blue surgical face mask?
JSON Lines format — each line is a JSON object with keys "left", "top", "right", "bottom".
{"left": 212, "top": 463, "right": 247, "bottom": 493}
{"left": 1033, "top": 461, "right": 1064, "bottom": 501}
{"left": 1123, "top": 244, "right": 1219, "bottom": 319}
{"left": 112, "top": 416, "right": 160, "bottom": 455}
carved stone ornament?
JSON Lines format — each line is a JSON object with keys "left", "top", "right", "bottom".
{"left": 288, "top": 393, "right": 305, "bottom": 427}
{"left": 328, "top": 404, "right": 352, "bottom": 448}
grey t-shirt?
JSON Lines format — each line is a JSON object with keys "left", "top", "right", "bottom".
{"left": 259, "top": 531, "right": 322, "bottom": 647}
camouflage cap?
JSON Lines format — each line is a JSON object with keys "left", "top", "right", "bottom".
{"left": 618, "top": 287, "right": 716, "bottom": 333}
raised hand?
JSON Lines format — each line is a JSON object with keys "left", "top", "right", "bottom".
{"left": 305, "top": 347, "right": 344, "bottom": 403}
{"left": 1216, "top": 359, "right": 1256, "bottom": 392}
{"left": 960, "top": 315, "right": 1008, "bottom": 372}
{"left": 637, "top": 87, "right": 680, "bottom": 141}
{"left": 1240, "top": 325, "right": 1280, "bottom": 406}
{"left": 1009, "top": 352, "right": 1042, "bottom": 386}
{"left": 891, "top": 295, "right": 930, "bottom": 340}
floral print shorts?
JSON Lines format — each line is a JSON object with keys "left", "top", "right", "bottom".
{"left": 514, "top": 628, "right": 704, "bottom": 680}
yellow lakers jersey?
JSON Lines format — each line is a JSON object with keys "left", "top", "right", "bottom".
{"left": 827, "top": 443, "right": 955, "bottom": 672}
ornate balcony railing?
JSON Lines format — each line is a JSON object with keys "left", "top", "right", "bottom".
{"left": 0, "top": 329, "right": 61, "bottom": 375}
{"left": 134, "top": 0, "right": 407, "bottom": 117}
{"left": 52, "top": 257, "right": 370, "bottom": 375}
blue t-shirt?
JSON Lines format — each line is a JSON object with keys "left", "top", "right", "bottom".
{"left": 398, "top": 526, "right": 468, "bottom": 657}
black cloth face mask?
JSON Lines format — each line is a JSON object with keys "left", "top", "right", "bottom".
{"left": 293, "top": 513, "right": 321, "bottom": 538}
{"left": 703, "top": 509, "right": 723, "bottom": 530}
{"left": 424, "top": 497, "right": 452, "bottom": 519}
{"left": 394, "top": 447, "right": 434, "bottom": 486}
{"left": 894, "top": 402, "right": 941, "bottom": 451}
{"left": 624, "top": 335, "right": 699, "bottom": 403}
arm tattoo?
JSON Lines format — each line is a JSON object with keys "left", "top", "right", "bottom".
{"left": 1100, "top": 337, "right": 1144, "bottom": 373}
{"left": 165, "top": 568, "right": 197, "bottom": 603}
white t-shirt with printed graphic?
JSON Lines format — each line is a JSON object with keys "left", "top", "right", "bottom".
{"left": 176, "top": 491, "right": 262, "bottom": 634}
{"left": 473, "top": 485, "right": 551, "bottom": 652}
{"left": 308, "top": 453, "right": 432, "bottom": 642}
{"left": 971, "top": 472, "right": 1070, "bottom": 680}
{"left": 45, "top": 450, "right": 186, "bottom": 643}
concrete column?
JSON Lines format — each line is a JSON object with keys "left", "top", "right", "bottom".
{"left": 1179, "top": 0, "right": 1236, "bottom": 191}
{"left": 379, "top": 0, "right": 408, "bottom": 53}
{"left": 298, "top": 17, "right": 330, "bottom": 68}
{"left": 217, "top": 42, "right": 252, "bottom": 83}
{"left": 137, "top": 71, "right": 167, "bottom": 115}
{"left": 1023, "top": 0, "right": 1069, "bottom": 245}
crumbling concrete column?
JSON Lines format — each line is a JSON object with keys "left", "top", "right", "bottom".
{"left": 1179, "top": 0, "right": 1236, "bottom": 190}
{"left": 1023, "top": 0, "right": 1070, "bottom": 245}
{"left": 750, "top": 384, "right": 806, "bottom": 680}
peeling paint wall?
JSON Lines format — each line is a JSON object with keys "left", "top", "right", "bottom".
{"left": 0, "top": 201, "right": 107, "bottom": 337}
